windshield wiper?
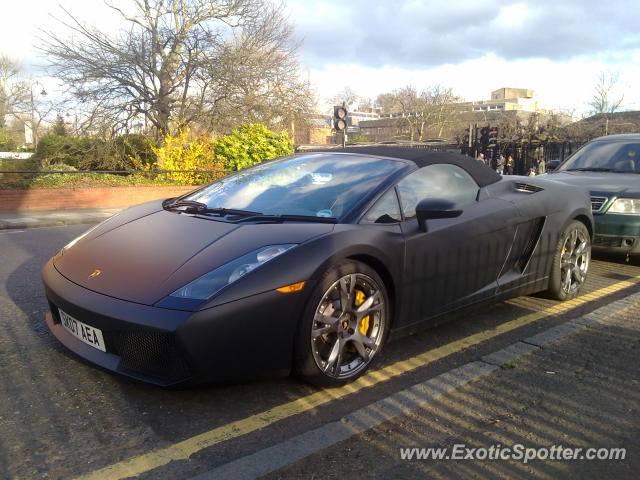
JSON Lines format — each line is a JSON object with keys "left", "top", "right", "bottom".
{"left": 197, "top": 207, "right": 263, "bottom": 217}
{"left": 165, "top": 200, "right": 338, "bottom": 222}
{"left": 233, "top": 214, "right": 338, "bottom": 224}
{"left": 164, "top": 200, "right": 261, "bottom": 217}
{"left": 164, "top": 199, "right": 208, "bottom": 211}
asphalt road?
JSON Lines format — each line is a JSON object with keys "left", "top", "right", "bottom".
{"left": 1, "top": 225, "right": 639, "bottom": 480}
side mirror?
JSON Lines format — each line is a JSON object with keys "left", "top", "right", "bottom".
{"left": 546, "top": 160, "right": 560, "bottom": 171}
{"left": 416, "top": 198, "right": 463, "bottom": 232}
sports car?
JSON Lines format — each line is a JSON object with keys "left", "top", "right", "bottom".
{"left": 544, "top": 134, "right": 640, "bottom": 260}
{"left": 42, "top": 147, "right": 593, "bottom": 387}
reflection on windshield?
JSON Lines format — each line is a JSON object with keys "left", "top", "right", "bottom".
{"left": 559, "top": 142, "right": 640, "bottom": 173}
{"left": 185, "top": 154, "right": 404, "bottom": 218}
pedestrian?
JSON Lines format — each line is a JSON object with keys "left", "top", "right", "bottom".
{"left": 505, "top": 155, "right": 514, "bottom": 175}
{"left": 496, "top": 154, "right": 505, "bottom": 175}
{"left": 537, "top": 157, "right": 546, "bottom": 175}
{"left": 528, "top": 167, "right": 537, "bottom": 176}
{"left": 476, "top": 152, "right": 485, "bottom": 164}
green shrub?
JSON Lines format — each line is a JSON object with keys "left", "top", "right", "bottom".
{"left": 30, "top": 163, "right": 79, "bottom": 187}
{"left": 42, "top": 162, "right": 77, "bottom": 171}
{"left": 213, "top": 123, "right": 293, "bottom": 171}
{"left": 348, "top": 133, "right": 370, "bottom": 143}
{"left": 34, "top": 134, "right": 100, "bottom": 168}
{"left": 0, "top": 128, "right": 17, "bottom": 151}
{"left": 33, "top": 133, "right": 157, "bottom": 171}
{"left": 116, "top": 134, "right": 157, "bottom": 168}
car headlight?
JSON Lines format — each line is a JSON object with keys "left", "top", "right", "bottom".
{"left": 169, "top": 244, "right": 297, "bottom": 300}
{"left": 608, "top": 198, "right": 640, "bottom": 214}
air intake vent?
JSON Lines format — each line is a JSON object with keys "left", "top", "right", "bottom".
{"left": 590, "top": 196, "right": 608, "bottom": 212}
{"left": 514, "top": 182, "right": 544, "bottom": 193}
{"left": 110, "top": 330, "right": 190, "bottom": 381}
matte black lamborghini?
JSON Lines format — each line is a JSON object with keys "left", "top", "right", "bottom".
{"left": 42, "top": 147, "right": 594, "bottom": 387}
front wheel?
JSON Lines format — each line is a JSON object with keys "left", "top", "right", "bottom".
{"left": 293, "top": 261, "right": 389, "bottom": 387}
{"left": 545, "top": 220, "right": 591, "bottom": 300}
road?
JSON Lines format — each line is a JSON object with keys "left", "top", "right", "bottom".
{"left": 0, "top": 225, "right": 639, "bottom": 480}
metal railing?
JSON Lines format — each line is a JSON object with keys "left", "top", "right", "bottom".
{"left": 0, "top": 168, "right": 232, "bottom": 186}
{"left": 0, "top": 169, "right": 231, "bottom": 174}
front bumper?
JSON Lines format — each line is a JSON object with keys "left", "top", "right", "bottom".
{"left": 42, "top": 259, "right": 305, "bottom": 386}
{"left": 593, "top": 213, "right": 640, "bottom": 255}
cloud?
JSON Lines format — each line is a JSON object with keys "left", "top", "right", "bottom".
{"left": 289, "top": 0, "right": 640, "bottom": 69}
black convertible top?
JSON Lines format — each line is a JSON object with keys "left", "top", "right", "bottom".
{"left": 308, "top": 146, "right": 502, "bottom": 187}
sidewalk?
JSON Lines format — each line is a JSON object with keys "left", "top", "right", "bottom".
{"left": 0, "top": 207, "right": 122, "bottom": 230}
{"left": 201, "top": 293, "right": 640, "bottom": 480}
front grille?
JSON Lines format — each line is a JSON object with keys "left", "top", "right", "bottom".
{"left": 514, "top": 182, "right": 544, "bottom": 193}
{"left": 590, "top": 196, "right": 608, "bottom": 212}
{"left": 593, "top": 235, "right": 623, "bottom": 247}
{"left": 110, "top": 330, "right": 190, "bottom": 382}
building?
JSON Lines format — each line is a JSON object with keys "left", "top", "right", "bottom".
{"left": 458, "top": 88, "right": 549, "bottom": 114}
{"left": 359, "top": 88, "right": 558, "bottom": 142}
{"left": 292, "top": 114, "right": 333, "bottom": 145}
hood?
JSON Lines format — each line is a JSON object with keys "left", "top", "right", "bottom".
{"left": 545, "top": 171, "right": 640, "bottom": 197}
{"left": 54, "top": 207, "right": 333, "bottom": 305}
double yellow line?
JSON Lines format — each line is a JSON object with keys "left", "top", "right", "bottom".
{"left": 76, "top": 275, "right": 640, "bottom": 480}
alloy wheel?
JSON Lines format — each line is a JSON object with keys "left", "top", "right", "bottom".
{"left": 310, "top": 273, "right": 386, "bottom": 379}
{"left": 560, "top": 227, "right": 590, "bottom": 295}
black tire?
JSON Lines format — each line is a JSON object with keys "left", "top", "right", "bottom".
{"left": 293, "top": 260, "right": 389, "bottom": 387}
{"left": 545, "top": 220, "right": 591, "bottom": 301}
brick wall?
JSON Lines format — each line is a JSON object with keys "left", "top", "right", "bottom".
{"left": 0, "top": 186, "right": 196, "bottom": 211}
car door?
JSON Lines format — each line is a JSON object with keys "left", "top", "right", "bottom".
{"left": 396, "top": 163, "right": 520, "bottom": 328}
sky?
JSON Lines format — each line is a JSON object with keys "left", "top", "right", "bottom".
{"left": 2, "top": 0, "right": 640, "bottom": 117}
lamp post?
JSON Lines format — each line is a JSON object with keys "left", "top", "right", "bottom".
{"left": 29, "top": 81, "right": 47, "bottom": 148}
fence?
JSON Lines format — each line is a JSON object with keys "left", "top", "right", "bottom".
{"left": 0, "top": 169, "right": 231, "bottom": 186}
{"left": 461, "top": 141, "right": 585, "bottom": 175}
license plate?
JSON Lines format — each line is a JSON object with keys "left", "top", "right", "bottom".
{"left": 58, "top": 309, "right": 106, "bottom": 352}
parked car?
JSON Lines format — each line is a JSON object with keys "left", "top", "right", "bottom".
{"left": 42, "top": 147, "right": 593, "bottom": 387}
{"left": 545, "top": 134, "right": 640, "bottom": 260}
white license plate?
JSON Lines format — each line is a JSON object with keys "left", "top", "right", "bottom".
{"left": 58, "top": 309, "right": 106, "bottom": 352}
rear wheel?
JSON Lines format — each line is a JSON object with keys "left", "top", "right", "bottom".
{"left": 546, "top": 220, "right": 591, "bottom": 300}
{"left": 293, "top": 261, "right": 389, "bottom": 387}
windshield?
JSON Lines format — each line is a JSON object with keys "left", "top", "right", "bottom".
{"left": 558, "top": 141, "right": 640, "bottom": 173}
{"left": 182, "top": 153, "right": 405, "bottom": 219}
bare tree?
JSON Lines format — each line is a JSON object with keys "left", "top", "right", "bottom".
{"left": 374, "top": 86, "right": 423, "bottom": 141}
{"left": 329, "top": 86, "right": 360, "bottom": 110}
{"left": 422, "top": 85, "right": 462, "bottom": 138}
{"left": 588, "top": 71, "right": 624, "bottom": 115}
{"left": 198, "top": 7, "right": 315, "bottom": 134}
{"left": 375, "top": 85, "right": 461, "bottom": 141}
{"left": 0, "top": 54, "right": 30, "bottom": 129}
{"left": 40, "top": 0, "right": 312, "bottom": 138}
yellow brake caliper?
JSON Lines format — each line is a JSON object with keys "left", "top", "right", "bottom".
{"left": 354, "top": 289, "right": 370, "bottom": 336}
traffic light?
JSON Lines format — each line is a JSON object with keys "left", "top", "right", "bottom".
{"left": 489, "top": 127, "right": 498, "bottom": 146}
{"left": 333, "top": 105, "right": 348, "bottom": 131}
{"left": 480, "top": 126, "right": 490, "bottom": 147}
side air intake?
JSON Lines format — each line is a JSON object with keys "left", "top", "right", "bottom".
{"left": 514, "top": 182, "right": 544, "bottom": 193}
